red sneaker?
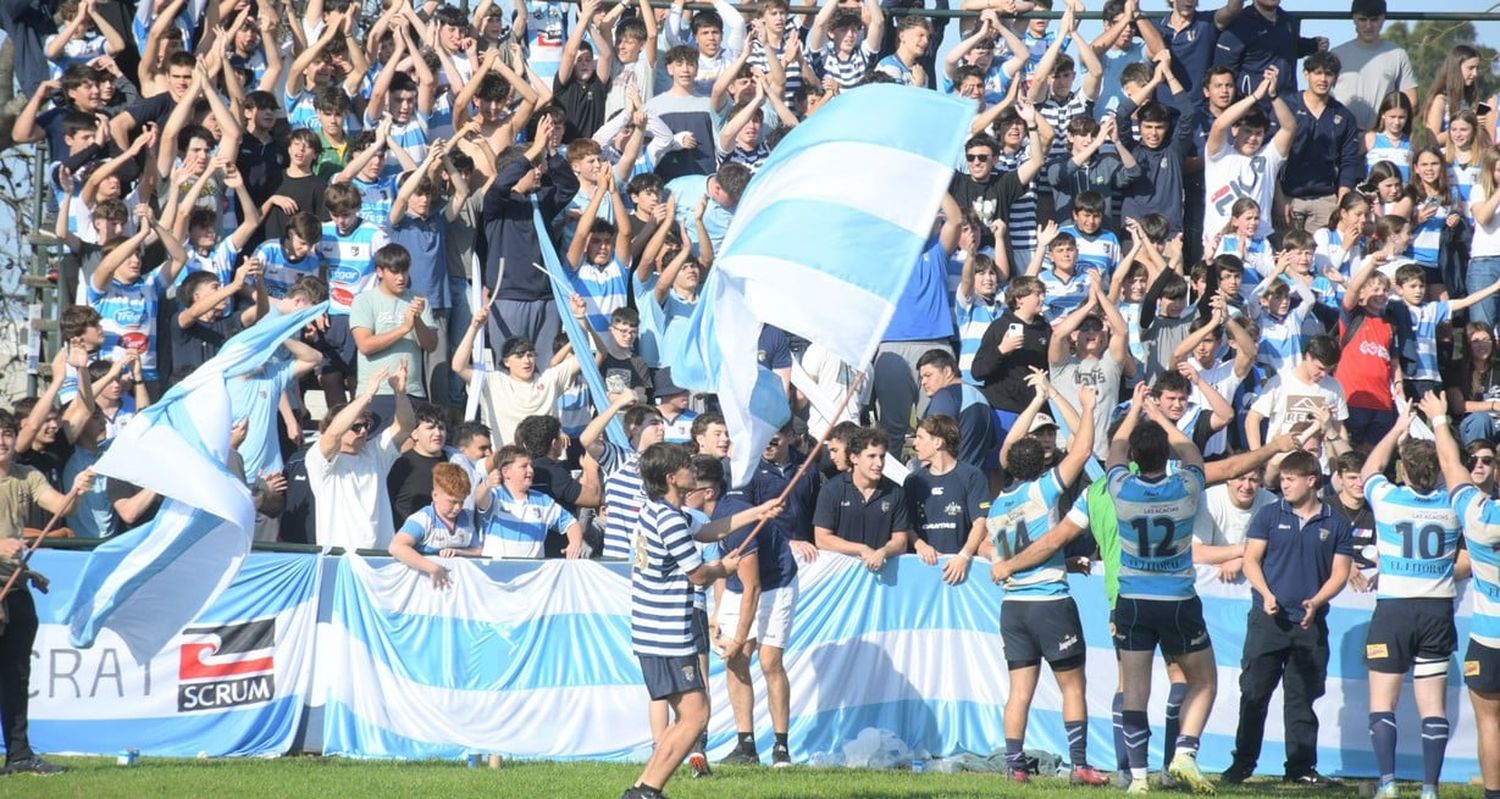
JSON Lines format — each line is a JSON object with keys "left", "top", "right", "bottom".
{"left": 1071, "top": 764, "right": 1112, "bottom": 786}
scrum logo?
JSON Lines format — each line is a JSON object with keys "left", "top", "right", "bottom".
{"left": 176, "top": 618, "right": 276, "bottom": 712}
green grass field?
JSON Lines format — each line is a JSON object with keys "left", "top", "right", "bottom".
{"left": 1, "top": 757, "right": 1489, "bottom": 799}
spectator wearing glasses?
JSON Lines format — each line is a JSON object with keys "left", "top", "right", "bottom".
{"left": 309, "top": 362, "right": 417, "bottom": 552}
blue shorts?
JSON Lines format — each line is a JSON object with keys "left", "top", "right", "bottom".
{"left": 316, "top": 315, "right": 356, "bottom": 376}
{"left": 638, "top": 654, "right": 706, "bottom": 701}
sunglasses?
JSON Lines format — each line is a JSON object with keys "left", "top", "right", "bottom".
{"left": 965, "top": 152, "right": 992, "bottom": 162}
{"left": 349, "top": 421, "right": 371, "bottom": 434}
{"left": 1475, "top": 456, "right": 1495, "bottom": 466}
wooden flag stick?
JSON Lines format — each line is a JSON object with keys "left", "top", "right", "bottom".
{"left": 0, "top": 481, "right": 85, "bottom": 600}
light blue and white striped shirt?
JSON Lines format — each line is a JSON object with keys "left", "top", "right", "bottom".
{"left": 1110, "top": 463, "right": 1204, "bottom": 601}
{"left": 1366, "top": 474, "right": 1460, "bottom": 600}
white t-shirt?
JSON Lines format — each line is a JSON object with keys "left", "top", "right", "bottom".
{"left": 1249, "top": 369, "right": 1349, "bottom": 441}
{"left": 1204, "top": 141, "right": 1287, "bottom": 243}
{"left": 307, "top": 429, "right": 402, "bottom": 551}
{"left": 1472, "top": 185, "right": 1500, "bottom": 259}
{"left": 477, "top": 363, "right": 579, "bottom": 444}
{"left": 1192, "top": 356, "right": 1246, "bottom": 458}
{"left": 1192, "top": 484, "right": 1277, "bottom": 546}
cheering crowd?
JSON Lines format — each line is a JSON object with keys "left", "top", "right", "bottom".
{"left": 0, "top": 0, "right": 1499, "bottom": 795}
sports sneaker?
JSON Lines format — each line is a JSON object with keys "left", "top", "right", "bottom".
{"left": 1419, "top": 787, "right": 1438, "bottom": 799}
{"left": 1008, "top": 767, "right": 1030, "bottom": 783}
{"left": 1160, "top": 772, "right": 1179, "bottom": 788}
{"left": 1127, "top": 778, "right": 1151, "bottom": 794}
{"left": 687, "top": 751, "right": 711, "bottom": 778}
{"left": 770, "top": 745, "right": 791, "bottom": 768}
{"left": 1373, "top": 780, "right": 1399, "bottom": 799}
{"left": 1219, "top": 762, "right": 1254, "bottom": 785}
{"left": 1166, "top": 753, "right": 1216, "bottom": 795}
{"left": 716, "top": 748, "right": 759, "bottom": 767}
{"left": 1284, "top": 769, "right": 1339, "bottom": 787}
{"left": 1070, "top": 764, "right": 1111, "bottom": 786}
{"left": 2, "top": 757, "right": 66, "bottom": 776}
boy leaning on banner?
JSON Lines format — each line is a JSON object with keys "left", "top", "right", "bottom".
{"left": 388, "top": 462, "right": 483, "bottom": 588}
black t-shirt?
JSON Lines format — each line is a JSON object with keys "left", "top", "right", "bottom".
{"left": 236, "top": 133, "right": 291, "bottom": 209}
{"left": 531, "top": 456, "right": 584, "bottom": 514}
{"left": 19, "top": 438, "right": 73, "bottom": 528}
{"left": 600, "top": 352, "right": 653, "bottom": 398}
{"left": 109, "top": 477, "right": 162, "bottom": 532}
{"left": 552, "top": 74, "right": 607, "bottom": 141}
{"left": 123, "top": 92, "right": 177, "bottom": 131}
{"left": 387, "top": 451, "right": 445, "bottom": 526}
{"left": 949, "top": 169, "right": 1027, "bottom": 233}
{"left": 261, "top": 173, "right": 328, "bottom": 241}
{"left": 168, "top": 304, "right": 243, "bottom": 383}
{"left": 1324, "top": 486, "right": 1377, "bottom": 568}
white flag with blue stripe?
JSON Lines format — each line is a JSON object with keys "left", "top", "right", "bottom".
{"left": 669, "top": 85, "right": 971, "bottom": 484}
{"left": 67, "top": 303, "right": 329, "bottom": 664}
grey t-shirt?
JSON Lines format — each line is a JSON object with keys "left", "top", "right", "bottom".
{"left": 1051, "top": 352, "right": 1124, "bottom": 460}
{"left": 1330, "top": 39, "right": 1418, "bottom": 130}
{"left": 348, "top": 287, "right": 437, "bottom": 397}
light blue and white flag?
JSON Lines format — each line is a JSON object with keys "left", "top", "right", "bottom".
{"left": 670, "top": 85, "right": 972, "bottom": 484}
{"left": 67, "top": 303, "right": 329, "bottom": 664}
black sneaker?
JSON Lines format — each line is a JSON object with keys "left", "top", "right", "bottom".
{"left": 1219, "top": 762, "right": 1254, "bottom": 785}
{"left": 717, "top": 747, "right": 759, "bottom": 767}
{"left": 1284, "top": 770, "right": 1339, "bottom": 787}
{"left": 771, "top": 744, "right": 791, "bottom": 768}
{"left": 3, "top": 757, "right": 67, "bottom": 776}
{"left": 619, "top": 787, "right": 663, "bottom": 799}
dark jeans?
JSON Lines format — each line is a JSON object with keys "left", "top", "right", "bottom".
{"left": 1345, "top": 406, "right": 1398, "bottom": 448}
{"left": 1231, "top": 608, "right": 1329, "bottom": 776}
{"left": 0, "top": 587, "right": 39, "bottom": 763}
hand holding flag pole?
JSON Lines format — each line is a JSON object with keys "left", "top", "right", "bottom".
{"left": 729, "top": 373, "right": 864, "bottom": 559}
{"left": 0, "top": 471, "right": 91, "bottom": 600}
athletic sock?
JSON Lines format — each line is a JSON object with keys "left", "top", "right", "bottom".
{"left": 773, "top": 732, "right": 788, "bottom": 750}
{"left": 1112, "top": 692, "right": 1128, "bottom": 772}
{"left": 1006, "top": 738, "right": 1025, "bottom": 770}
{"left": 1174, "top": 734, "right": 1200, "bottom": 760}
{"left": 696, "top": 731, "right": 708, "bottom": 755}
{"left": 1065, "top": 720, "right": 1088, "bottom": 767}
{"left": 1370, "top": 711, "right": 1398, "bottom": 784}
{"left": 736, "top": 731, "right": 756, "bottom": 752}
{"left": 1122, "top": 709, "right": 1150, "bottom": 780}
{"left": 1421, "top": 716, "right": 1450, "bottom": 789}
{"left": 1164, "top": 682, "right": 1187, "bottom": 765}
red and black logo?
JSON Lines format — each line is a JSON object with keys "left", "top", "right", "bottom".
{"left": 176, "top": 618, "right": 276, "bottom": 712}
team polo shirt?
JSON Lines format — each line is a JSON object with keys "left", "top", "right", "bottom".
{"left": 744, "top": 454, "right": 820, "bottom": 545}
{"left": 1245, "top": 499, "right": 1354, "bottom": 623}
{"left": 599, "top": 441, "right": 646, "bottom": 560}
{"left": 398, "top": 505, "right": 482, "bottom": 554}
{"left": 661, "top": 408, "right": 698, "bottom": 445}
{"left": 812, "top": 472, "right": 909, "bottom": 550}
{"left": 957, "top": 289, "right": 1004, "bottom": 386}
{"left": 567, "top": 258, "right": 629, "bottom": 332}
{"left": 479, "top": 487, "right": 577, "bottom": 559}
{"left": 630, "top": 499, "right": 704, "bottom": 658}
{"left": 353, "top": 174, "right": 402, "bottom": 229}
{"left": 1391, "top": 300, "right": 1450, "bottom": 384}
{"left": 1058, "top": 224, "right": 1121, "bottom": 280}
{"left": 716, "top": 492, "right": 798, "bottom": 593}
{"left": 989, "top": 467, "right": 1070, "bottom": 599}
{"left": 1365, "top": 474, "right": 1461, "bottom": 600}
{"left": 317, "top": 220, "right": 389, "bottom": 315}
{"left": 253, "top": 239, "right": 325, "bottom": 300}
{"left": 904, "top": 462, "right": 988, "bottom": 555}
{"left": 1039, "top": 267, "right": 1096, "bottom": 323}
{"left": 1452, "top": 485, "right": 1500, "bottom": 648}
{"left": 1109, "top": 463, "right": 1204, "bottom": 601}
{"left": 87, "top": 269, "right": 169, "bottom": 382}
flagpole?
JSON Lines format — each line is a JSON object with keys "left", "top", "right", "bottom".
{"left": 0, "top": 480, "right": 86, "bottom": 600}
{"left": 729, "top": 372, "right": 864, "bottom": 559}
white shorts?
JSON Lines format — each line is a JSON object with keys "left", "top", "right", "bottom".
{"left": 716, "top": 585, "right": 797, "bottom": 650}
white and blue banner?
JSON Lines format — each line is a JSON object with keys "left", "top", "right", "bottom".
{"left": 310, "top": 553, "right": 1481, "bottom": 780}
{"left": 21, "top": 549, "right": 1486, "bottom": 780}
{"left": 27, "top": 549, "right": 321, "bottom": 757}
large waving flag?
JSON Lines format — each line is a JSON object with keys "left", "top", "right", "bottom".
{"left": 670, "top": 85, "right": 972, "bottom": 484}
{"left": 67, "top": 303, "right": 329, "bottom": 664}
